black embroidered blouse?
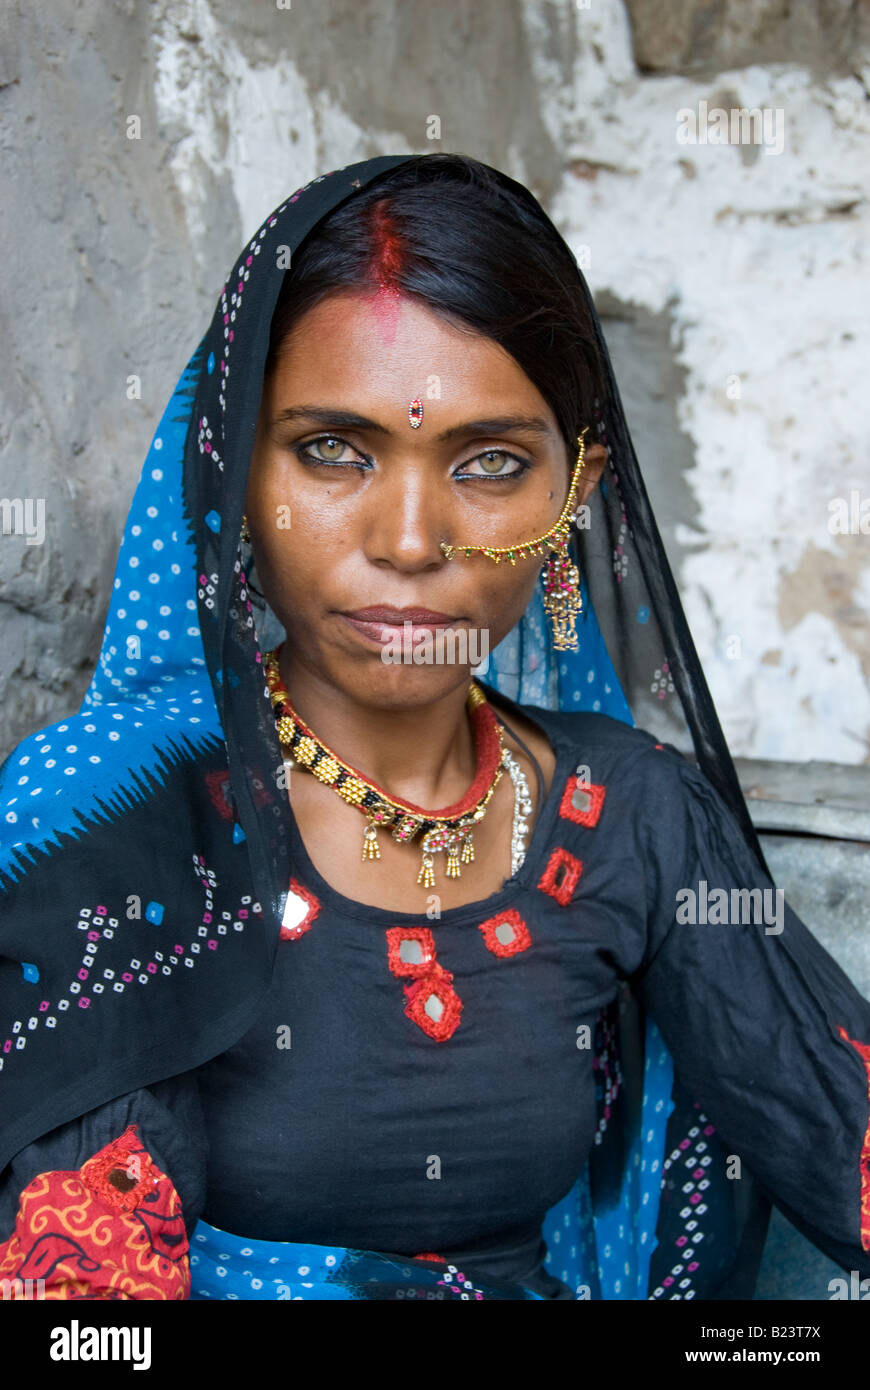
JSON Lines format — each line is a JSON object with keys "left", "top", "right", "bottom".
{"left": 2, "top": 697, "right": 869, "bottom": 1299}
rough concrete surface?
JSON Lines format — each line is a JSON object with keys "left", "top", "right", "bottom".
{"left": 1, "top": 0, "right": 868, "bottom": 765}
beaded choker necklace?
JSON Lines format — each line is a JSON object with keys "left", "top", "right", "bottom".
{"left": 264, "top": 645, "right": 508, "bottom": 890}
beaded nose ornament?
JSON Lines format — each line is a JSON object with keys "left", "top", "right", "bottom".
{"left": 439, "top": 428, "right": 589, "bottom": 652}
{"left": 264, "top": 645, "right": 508, "bottom": 889}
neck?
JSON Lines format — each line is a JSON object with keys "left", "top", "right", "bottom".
{"left": 277, "top": 648, "right": 478, "bottom": 809}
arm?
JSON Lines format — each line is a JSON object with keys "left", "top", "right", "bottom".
{"left": 0, "top": 1076, "right": 206, "bottom": 1300}
{"left": 632, "top": 744, "right": 870, "bottom": 1282}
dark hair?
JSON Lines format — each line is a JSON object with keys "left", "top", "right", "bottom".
{"left": 263, "top": 153, "right": 606, "bottom": 460}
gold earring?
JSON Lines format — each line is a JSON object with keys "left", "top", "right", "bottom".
{"left": 240, "top": 513, "right": 251, "bottom": 544}
{"left": 439, "top": 429, "right": 588, "bottom": 652}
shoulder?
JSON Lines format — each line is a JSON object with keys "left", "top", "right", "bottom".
{"left": 494, "top": 690, "right": 687, "bottom": 776}
{"left": 475, "top": 679, "right": 725, "bottom": 806}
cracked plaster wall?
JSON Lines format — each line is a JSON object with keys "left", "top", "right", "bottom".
{"left": 1, "top": 0, "right": 868, "bottom": 764}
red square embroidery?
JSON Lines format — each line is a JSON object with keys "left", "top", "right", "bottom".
{"left": 205, "top": 769, "right": 234, "bottom": 821}
{"left": 81, "top": 1125, "right": 155, "bottom": 1214}
{"left": 403, "top": 963, "right": 463, "bottom": 1042}
{"left": 280, "top": 878, "right": 321, "bottom": 941}
{"left": 558, "top": 776, "right": 606, "bottom": 827}
{"left": 385, "top": 926, "right": 437, "bottom": 977}
{"left": 478, "top": 908, "right": 531, "bottom": 958}
{"left": 538, "top": 847, "right": 583, "bottom": 906}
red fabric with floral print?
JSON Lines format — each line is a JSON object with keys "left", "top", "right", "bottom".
{"left": 0, "top": 1124, "right": 189, "bottom": 1299}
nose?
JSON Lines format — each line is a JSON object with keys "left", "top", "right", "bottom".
{"left": 361, "top": 458, "right": 447, "bottom": 571}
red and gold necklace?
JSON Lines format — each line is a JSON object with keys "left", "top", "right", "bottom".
{"left": 264, "top": 644, "right": 506, "bottom": 890}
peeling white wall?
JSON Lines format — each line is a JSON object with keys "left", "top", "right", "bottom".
{"left": 528, "top": 4, "right": 870, "bottom": 761}
{"left": 2, "top": 0, "right": 868, "bottom": 764}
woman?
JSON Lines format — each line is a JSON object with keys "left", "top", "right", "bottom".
{"left": 0, "top": 152, "right": 868, "bottom": 1303}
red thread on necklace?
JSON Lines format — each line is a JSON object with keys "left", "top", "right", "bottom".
{"left": 268, "top": 641, "right": 501, "bottom": 820}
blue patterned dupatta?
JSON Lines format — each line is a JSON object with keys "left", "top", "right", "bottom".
{"left": 0, "top": 153, "right": 772, "bottom": 1300}
{"left": 188, "top": 1222, "right": 547, "bottom": 1301}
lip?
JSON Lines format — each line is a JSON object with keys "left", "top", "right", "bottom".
{"left": 343, "top": 606, "right": 459, "bottom": 624}
{"left": 339, "top": 608, "right": 461, "bottom": 647}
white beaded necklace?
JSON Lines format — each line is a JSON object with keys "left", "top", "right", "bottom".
{"left": 502, "top": 746, "right": 534, "bottom": 876}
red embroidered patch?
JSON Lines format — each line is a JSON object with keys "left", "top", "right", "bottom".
{"left": 81, "top": 1124, "right": 155, "bottom": 1214}
{"left": 0, "top": 1124, "right": 190, "bottom": 1299}
{"left": 280, "top": 878, "right": 321, "bottom": 941}
{"left": 538, "top": 847, "right": 583, "bottom": 906}
{"left": 414, "top": 1252, "right": 445, "bottom": 1263}
{"left": 403, "top": 962, "right": 463, "bottom": 1042}
{"left": 478, "top": 908, "right": 532, "bottom": 958}
{"left": 204, "top": 769, "right": 234, "bottom": 821}
{"left": 837, "top": 1024, "right": 870, "bottom": 1251}
{"left": 385, "top": 931, "right": 462, "bottom": 1041}
{"left": 385, "top": 926, "right": 437, "bottom": 977}
{"left": 558, "top": 776, "right": 606, "bottom": 827}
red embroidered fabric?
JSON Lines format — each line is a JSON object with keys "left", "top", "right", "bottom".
{"left": 385, "top": 926, "right": 437, "bottom": 977}
{"left": 0, "top": 1124, "right": 189, "bottom": 1299}
{"left": 280, "top": 877, "right": 321, "bottom": 942}
{"left": 837, "top": 1024, "right": 870, "bottom": 1252}
{"left": 403, "top": 964, "right": 463, "bottom": 1042}
{"left": 558, "top": 776, "right": 606, "bottom": 828}
{"left": 385, "top": 929, "right": 463, "bottom": 1041}
{"left": 537, "top": 847, "right": 583, "bottom": 907}
{"left": 477, "top": 908, "right": 532, "bottom": 958}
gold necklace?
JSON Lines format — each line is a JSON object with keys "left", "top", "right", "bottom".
{"left": 264, "top": 646, "right": 507, "bottom": 890}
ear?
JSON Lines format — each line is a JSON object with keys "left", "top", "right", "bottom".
{"left": 575, "top": 442, "right": 608, "bottom": 507}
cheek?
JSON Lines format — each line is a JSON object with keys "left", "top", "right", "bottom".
{"left": 465, "top": 556, "right": 542, "bottom": 641}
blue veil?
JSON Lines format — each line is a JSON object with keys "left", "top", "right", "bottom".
{"left": 0, "top": 153, "right": 772, "bottom": 1298}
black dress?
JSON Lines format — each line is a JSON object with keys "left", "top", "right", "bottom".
{"left": 2, "top": 693, "right": 869, "bottom": 1299}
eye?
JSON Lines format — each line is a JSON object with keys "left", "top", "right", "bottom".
{"left": 295, "top": 435, "right": 369, "bottom": 469}
{"left": 454, "top": 450, "right": 531, "bottom": 482}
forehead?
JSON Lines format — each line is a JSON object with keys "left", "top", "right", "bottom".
{"left": 270, "top": 289, "right": 547, "bottom": 407}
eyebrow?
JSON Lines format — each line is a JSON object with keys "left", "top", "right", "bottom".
{"left": 270, "top": 406, "right": 555, "bottom": 444}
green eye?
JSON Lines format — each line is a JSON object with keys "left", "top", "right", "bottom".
{"left": 296, "top": 435, "right": 369, "bottom": 470}
{"left": 456, "top": 450, "right": 530, "bottom": 482}
{"left": 309, "top": 437, "right": 346, "bottom": 462}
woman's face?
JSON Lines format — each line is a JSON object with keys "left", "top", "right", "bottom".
{"left": 246, "top": 288, "right": 607, "bottom": 707}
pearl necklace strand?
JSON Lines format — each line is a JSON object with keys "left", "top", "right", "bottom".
{"left": 502, "top": 746, "right": 534, "bottom": 876}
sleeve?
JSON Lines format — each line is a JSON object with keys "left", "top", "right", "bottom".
{"left": 0, "top": 1071, "right": 208, "bottom": 1300}
{"left": 632, "top": 743, "right": 870, "bottom": 1280}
